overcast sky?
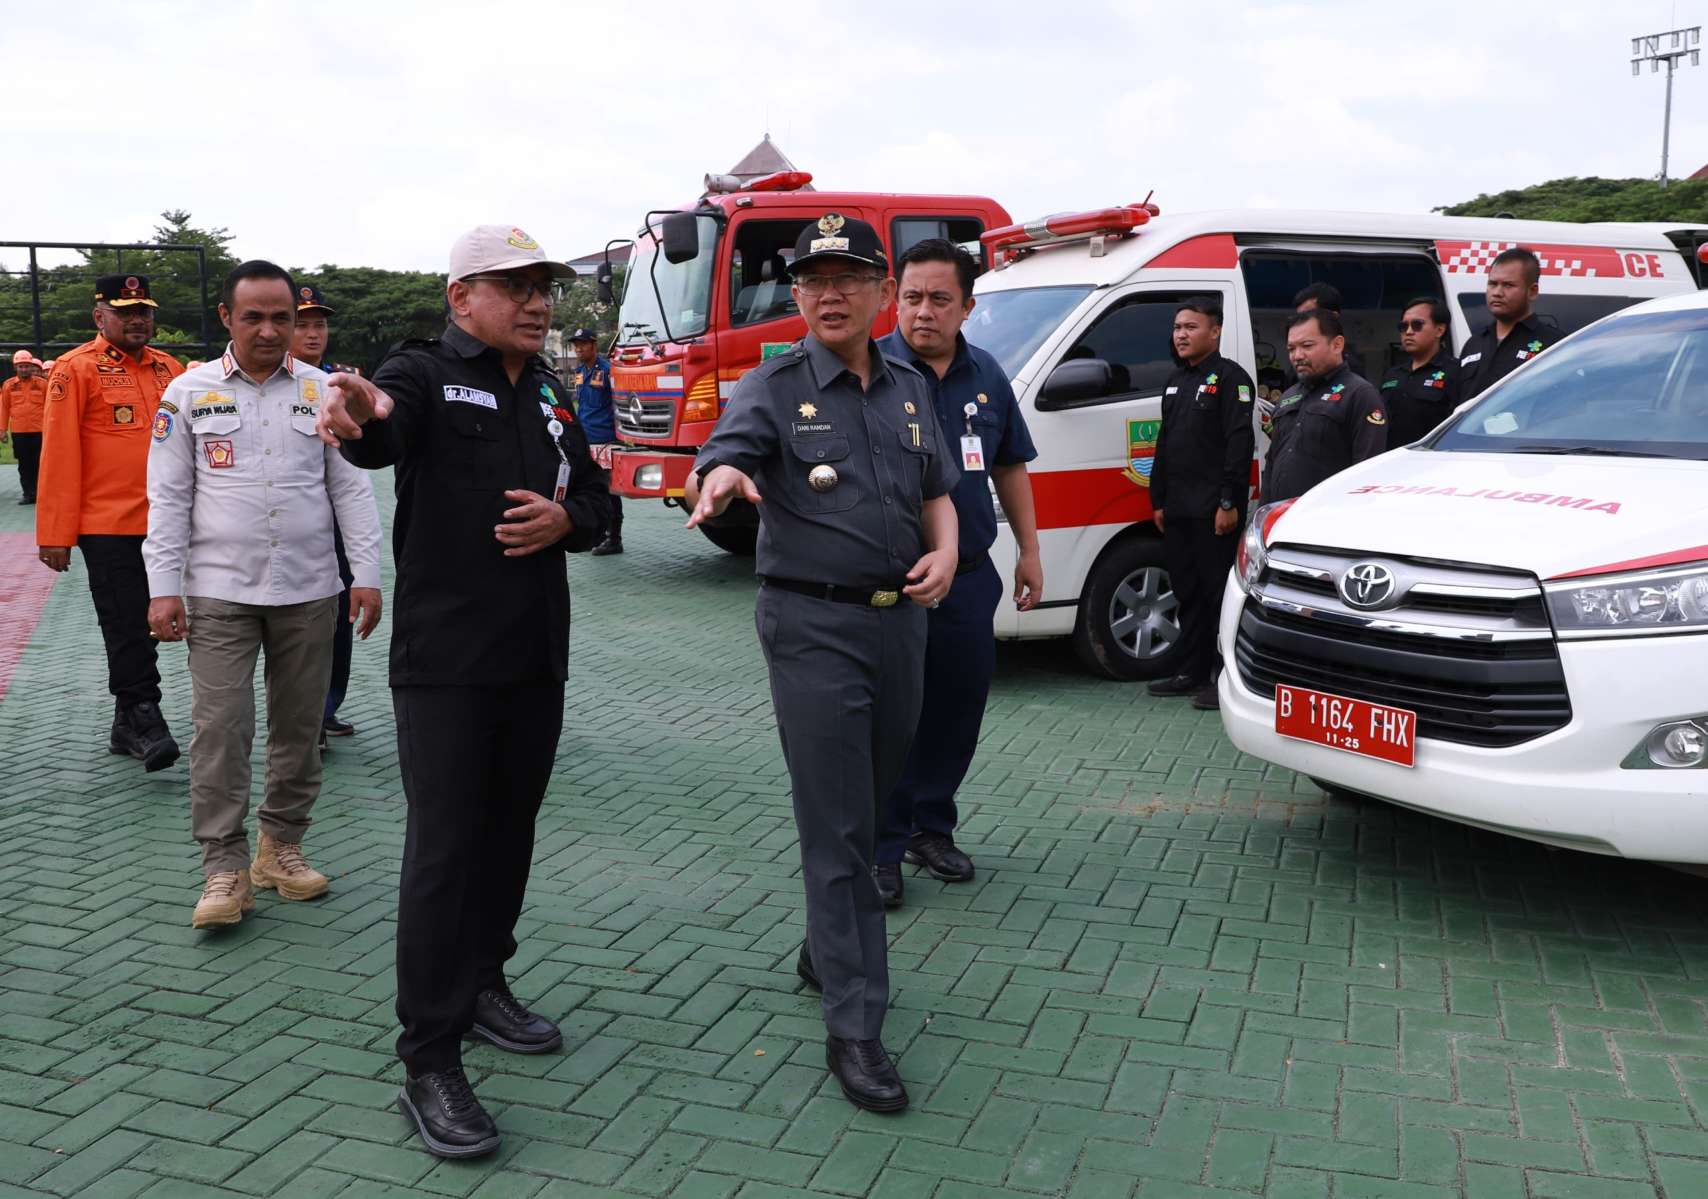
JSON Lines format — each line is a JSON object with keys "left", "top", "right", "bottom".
{"left": 2, "top": 0, "right": 1704, "bottom": 274}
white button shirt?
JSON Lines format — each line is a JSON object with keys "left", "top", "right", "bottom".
{"left": 144, "top": 347, "right": 382, "bottom": 605}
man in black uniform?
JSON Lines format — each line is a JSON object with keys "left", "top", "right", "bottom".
{"left": 1460, "top": 247, "right": 1560, "bottom": 399}
{"left": 685, "top": 213, "right": 959, "bottom": 1114}
{"left": 1260, "top": 308, "right": 1388, "bottom": 505}
{"left": 316, "top": 225, "right": 608, "bottom": 1160}
{"left": 1147, "top": 297, "right": 1256, "bottom": 710}
{"left": 1292, "top": 283, "right": 1367, "bottom": 379}
{"left": 1380, "top": 297, "right": 1461, "bottom": 446}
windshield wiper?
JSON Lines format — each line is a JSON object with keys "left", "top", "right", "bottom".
{"left": 1509, "top": 445, "right": 1674, "bottom": 458}
{"left": 620, "top": 321, "right": 661, "bottom": 352}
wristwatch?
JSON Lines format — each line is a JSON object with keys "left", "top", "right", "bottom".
{"left": 1218, "top": 499, "right": 1235, "bottom": 512}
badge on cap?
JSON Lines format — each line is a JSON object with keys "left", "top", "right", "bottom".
{"left": 507, "top": 227, "right": 539, "bottom": 250}
{"left": 808, "top": 464, "right": 839, "bottom": 492}
{"left": 300, "top": 286, "right": 313, "bottom": 301}
{"left": 817, "top": 214, "right": 845, "bottom": 237}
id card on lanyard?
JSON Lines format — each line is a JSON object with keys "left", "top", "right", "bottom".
{"left": 959, "top": 401, "right": 984, "bottom": 473}
{"left": 539, "top": 399, "right": 571, "bottom": 502}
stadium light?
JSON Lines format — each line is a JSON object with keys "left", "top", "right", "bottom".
{"left": 1631, "top": 26, "right": 1701, "bottom": 187}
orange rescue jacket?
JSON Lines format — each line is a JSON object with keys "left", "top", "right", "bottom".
{"left": 36, "top": 337, "right": 184, "bottom": 547}
{"left": 0, "top": 375, "right": 48, "bottom": 434}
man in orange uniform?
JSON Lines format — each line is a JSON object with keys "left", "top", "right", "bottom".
{"left": 37, "top": 274, "right": 185, "bottom": 771}
{"left": 2, "top": 349, "right": 49, "bottom": 504}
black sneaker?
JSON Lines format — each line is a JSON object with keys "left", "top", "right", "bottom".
{"left": 904, "top": 833, "right": 974, "bottom": 883}
{"left": 826, "top": 1036, "right": 908, "bottom": 1113}
{"left": 398, "top": 1068, "right": 500, "bottom": 1159}
{"left": 126, "top": 702, "right": 181, "bottom": 773}
{"left": 470, "top": 988, "right": 562, "bottom": 1054}
{"left": 1147, "top": 673, "right": 1206, "bottom": 698}
{"left": 107, "top": 701, "right": 139, "bottom": 759}
{"left": 874, "top": 863, "right": 904, "bottom": 908}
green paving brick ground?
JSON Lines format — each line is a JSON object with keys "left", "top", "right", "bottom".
{"left": 4, "top": 463, "right": 1708, "bottom": 1199}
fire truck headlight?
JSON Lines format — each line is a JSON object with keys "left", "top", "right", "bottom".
{"left": 635, "top": 465, "right": 664, "bottom": 492}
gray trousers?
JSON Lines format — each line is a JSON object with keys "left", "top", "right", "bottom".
{"left": 185, "top": 595, "right": 337, "bottom": 875}
{"left": 756, "top": 586, "right": 927, "bottom": 1040}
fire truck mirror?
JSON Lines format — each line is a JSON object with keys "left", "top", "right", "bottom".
{"left": 661, "top": 213, "right": 703, "bottom": 265}
{"left": 1038, "top": 358, "right": 1115, "bottom": 410}
{"left": 596, "top": 261, "right": 615, "bottom": 305}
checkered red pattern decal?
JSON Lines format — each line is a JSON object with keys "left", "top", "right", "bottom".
{"left": 1437, "top": 240, "right": 1628, "bottom": 278}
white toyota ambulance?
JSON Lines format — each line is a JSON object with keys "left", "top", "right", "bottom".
{"left": 968, "top": 205, "right": 1707, "bottom": 682}
{"left": 1219, "top": 289, "right": 1708, "bottom": 863}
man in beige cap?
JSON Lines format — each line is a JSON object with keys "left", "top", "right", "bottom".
{"left": 317, "top": 225, "right": 609, "bottom": 1160}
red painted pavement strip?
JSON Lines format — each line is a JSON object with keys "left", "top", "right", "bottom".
{"left": 0, "top": 533, "right": 59, "bottom": 704}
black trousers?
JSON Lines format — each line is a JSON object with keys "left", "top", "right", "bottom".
{"left": 607, "top": 494, "right": 623, "bottom": 537}
{"left": 393, "top": 680, "right": 563, "bottom": 1075}
{"left": 1164, "top": 515, "right": 1241, "bottom": 683}
{"left": 78, "top": 534, "right": 162, "bottom": 708}
{"left": 12, "top": 432, "right": 41, "bottom": 500}
{"left": 323, "top": 588, "right": 352, "bottom": 721}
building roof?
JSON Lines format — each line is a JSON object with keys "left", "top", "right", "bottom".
{"left": 1689, "top": 162, "right": 1708, "bottom": 181}
{"left": 728, "top": 133, "right": 801, "bottom": 181}
{"left": 566, "top": 244, "right": 632, "bottom": 271}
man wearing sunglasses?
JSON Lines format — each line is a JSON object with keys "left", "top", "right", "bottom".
{"left": 315, "top": 225, "right": 610, "bottom": 1160}
{"left": 685, "top": 212, "right": 960, "bottom": 1115}
{"left": 1380, "top": 298, "right": 1461, "bottom": 446}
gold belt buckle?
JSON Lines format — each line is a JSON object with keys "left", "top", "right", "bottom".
{"left": 870, "top": 590, "right": 899, "bottom": 608}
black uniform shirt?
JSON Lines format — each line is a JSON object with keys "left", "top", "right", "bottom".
{"left": 1260, "top": 362, "right": 1387, "bottom": 504}
{"left": 1459, "top": 312, "right": 1561, "bottom": 400}
{"left": 694, "top": 333, "right": 959, "bottom": 589}
{"left": 339, "top": 321, "right": 609, "bottom": 687}
{"left": 1379, "top": 348, "right": 1462, "bottom": 446}
{"left": 1150, "top": 352, "right": 1257, "bottom": 518}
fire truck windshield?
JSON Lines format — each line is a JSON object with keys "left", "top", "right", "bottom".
{"left": 616, "top": 216, "right": 719, "bottom": 344}
{"left": 963, "top": 285, "right": 1094, "bottom": 379}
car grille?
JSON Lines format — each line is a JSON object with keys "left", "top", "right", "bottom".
{"left": 1234, "top": 546, "right": 1570, "bottom": 748}
{"left": 617, "top": 397, "right": 675, "bottom": 440}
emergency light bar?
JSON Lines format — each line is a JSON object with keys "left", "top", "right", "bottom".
{"left": 703, "top": 171, "right": 815, "bottom": 194}
{"left": 981, "top": 201, "right": 1161, "bottom": 263}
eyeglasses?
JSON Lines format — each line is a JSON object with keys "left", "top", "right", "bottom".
{"left": 1396, "top": 319, "right": 1437, "bottom": 333}
{"left": 794, "top": 273, "right": 882, "bottom": 297}
{"left": 464, "top": 274, "right": 567, "bottom": 306}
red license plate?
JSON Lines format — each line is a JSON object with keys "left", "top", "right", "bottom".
{"left": 1274, "top": 684, "right": 1417, "bottom": 768}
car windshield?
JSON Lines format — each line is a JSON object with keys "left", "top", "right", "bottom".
{"left": 963, "top": 285, "right": 1093, "bottom": 379}
{"left": 1430, "top": 307, "right": 1708, "bottom": 462}
{"left": 615, "top": 215, "right": 719, "bottom": 343}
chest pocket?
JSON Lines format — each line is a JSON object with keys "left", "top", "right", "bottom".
{"left": 786, "top": 435, "right": 857, "bottom": 513}
{"left": 99, "top": 394, "right": 148, "bottom": 434}
{"left": 190, "top": 412, "right": 241, "bottom": 437}
{"left": 894, "top": 423, "right": 937, "bottom": 505}
{"left": 1297, "top": 398, "right": 1350, "bottom": 459}
{"left": 444, "top": 402, "right": 510, "bottom": 490}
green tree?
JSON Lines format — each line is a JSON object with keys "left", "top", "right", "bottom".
{"left": 1437, "top": 176, "right": 1708, "bottom": 223}
{"left": 292, "top": 265, "right": 448, "bottom": 374}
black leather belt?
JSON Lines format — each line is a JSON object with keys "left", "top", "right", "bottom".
{"left": 956, "top": 554, "right": 988, "bottom": 577}
{"left": 763, "top": 577, "right": 906, "bottom": 608}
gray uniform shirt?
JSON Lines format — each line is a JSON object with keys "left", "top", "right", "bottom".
{"left": 695, "top": 334, "right": 959, "bottom": 589}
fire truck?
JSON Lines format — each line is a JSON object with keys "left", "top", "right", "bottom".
{"left": 596, "top": 172, "right": 1010, "bottom": 554}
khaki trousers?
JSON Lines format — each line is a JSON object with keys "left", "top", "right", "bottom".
{"left": 185, "top": 595, "right": 337, "bottom": 875}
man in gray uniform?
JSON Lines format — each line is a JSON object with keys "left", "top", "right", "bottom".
{"left": 686, "top": 213, "right": 959, "bottom": 1113}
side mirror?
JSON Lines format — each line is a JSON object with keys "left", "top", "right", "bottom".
{"left": 660, "top": 213, "right": 701, "bottom": 265}
{"left": 1038, "top": 358, "right": 1113, "bottom": 409}
{"left": 596, "top": 261, "right": 615, "bottom": 305}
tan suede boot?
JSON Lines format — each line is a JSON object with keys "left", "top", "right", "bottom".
{"left": 250, "top": 831, "right": 330, "bottom": 900}
{"left": 192, "top": 871, "right": 254, "bottom": 929}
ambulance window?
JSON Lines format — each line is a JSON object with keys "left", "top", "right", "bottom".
{"left": 892, "top": 217, "right": 986, "bottom": 261}
{"left": 1045, "top": 291, "right": 1203, "bottom": 407}
{"left": 1458, "top": 293, "right": 1643, "bottom": 338}
{"left": 730, "top": 219, "right": 808, "bottom": 327}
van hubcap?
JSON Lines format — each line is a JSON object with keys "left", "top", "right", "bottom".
{"left": 1108, "top": 567, "right": 1180, "bottom": 660}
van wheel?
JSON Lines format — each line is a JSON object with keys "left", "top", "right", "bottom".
{"left": 1072, "top": 537, "right": 1184, "bottom": 680}
{"left": 699, "top": 524, "right": 757, "bottom": 556}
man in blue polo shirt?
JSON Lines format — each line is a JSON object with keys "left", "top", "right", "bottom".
{"left": 568, "top": 328, "right": 622, "bottom": 555}
{"left": 874, "top": 238, "right": 1042, "bottom": 907}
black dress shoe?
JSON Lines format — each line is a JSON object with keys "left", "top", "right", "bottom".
{"left": 796, "top": 944, "right": 821, "bottom": 991}
{"left": 590, "top": 536, "right": 624, "bottom": 557}
{"left": 322, "top": 716, "right": 355, "bottom": 737}
{"left": 904, "top": 833, "right": 974, "bottom": 883}
{"left": 826, "top": 1036, "right": 908, "bottom": 1113}
{"left": 125, "top": 702, "right": 180, "bottom": 773}
{"left": 1191, "top": 682, "right": 1220, "bottom": 711}
{"left": 398, "top": 1068, "right": 500, "bottom": 1159}
{"left": 1147, "top": 673, "right": 1206, "bottom": 698}
{"left": 874, "top": 863, "right": 904, "bottom": 908}
{"left": 470, "top": 988, "right": 562, "bottom": 1054}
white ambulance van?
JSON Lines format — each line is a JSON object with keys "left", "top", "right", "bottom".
{"left": 968, "top": 206, "right": 1707, "bottom": 680}
{"left": 1218, "top": 288, "right": 1708, "bottom": 862}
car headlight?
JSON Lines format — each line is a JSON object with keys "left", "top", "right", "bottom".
{"left": 1545, "top": 563, "right": 1708, "bottom": 636}
{"left": 1236, "top": 499, "right": 1294, "bottom": 593}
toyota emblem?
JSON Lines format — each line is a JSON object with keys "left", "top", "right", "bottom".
{"left": 1340, "top": 562, "right": 1398, "bottom": 609}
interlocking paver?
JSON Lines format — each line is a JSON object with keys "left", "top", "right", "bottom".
{"left": 6, "top": 468, "right": 1708, "bottom": 1197}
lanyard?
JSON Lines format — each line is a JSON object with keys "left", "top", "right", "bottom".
{"left": 538, "top": 383, "right": 571, "bottom": 502}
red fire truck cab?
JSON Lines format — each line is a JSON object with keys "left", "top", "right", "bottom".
{"left": 602, "top": 172, "right": 1010, "bottom": 553}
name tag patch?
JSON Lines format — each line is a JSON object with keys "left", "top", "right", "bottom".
{"left": 792, "top": 421, "right": 835, "bottom": 435}
{"left": 291, "top": 403, "right": 318, "bottom": 418}
{"left": 444, "top": 385, "right": 497, "bottom": 409}
{"left": 1460, "top": 352, "right": 1483, "bottom": 366}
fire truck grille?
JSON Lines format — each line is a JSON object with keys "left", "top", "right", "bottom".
{"left": 618, "top": 397, "right": 675, "bottom": 440}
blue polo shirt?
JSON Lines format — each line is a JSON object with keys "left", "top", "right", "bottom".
{"left": 570, "top": 354, "right": 616, "bottom": 443}
{"left": 877, "top": 330, "right": 1036, "bottom": 562}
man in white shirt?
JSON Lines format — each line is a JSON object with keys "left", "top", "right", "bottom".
{"left": 144, "top": 260, "right": 383, "bottom": 930}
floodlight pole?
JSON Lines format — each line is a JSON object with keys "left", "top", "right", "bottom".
{"left": 1632, "top": 26, "right": 1701, "bottom": 188}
